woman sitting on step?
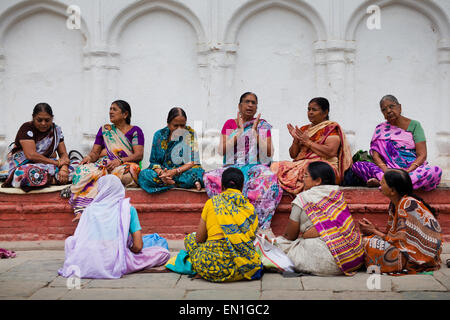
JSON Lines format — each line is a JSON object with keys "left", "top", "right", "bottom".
{"left": 352, "top": 94, "right": 442, "bottom": 190}
{"left": 184, "top": 167, "right": 263, "bottom": 282}
{"left": 270, "top": 97, "right": 353, "bottom": 195}
{"left": 202, "top": 92, "right": 283, "bottom": 230}
{"left": 138, "top": 107, "right": 205, "bottom": 193}
{"left": 359, "top": 169, "right": 442, "bottom": 275}
{"left": 69, "top": 100, "right": 144, "bottom": 222}
{"left": 2, "top": 103, "right": 80, "bottom": 191}
{"left": 59, "top": 175, "right": 170, "bottom": 279}
{"left": 273, "top": 161, "right": 365, "bottom": 276}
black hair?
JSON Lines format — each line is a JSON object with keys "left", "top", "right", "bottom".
{"left": 32, "top": 103, "right": 53, "bottom": 117}
{"left": 309, "top": 97, "right": 330, "bottom": 120}
{"left": 167, "top": 107, "right": 187, "bottom": 124}
{"left": 239, "top": 92, "right": 258, "bottom": 104}
{"left": 384, "top": 169, "right": 437, "bottom": 217}
{"left": 307, "top": 161, "right": 336, "bottom": 185}
{"left": 221, "top": 167, "right": 244, "bottom": 191}
{"left": 112, "top": 100, "right": 132, "bottom": 125}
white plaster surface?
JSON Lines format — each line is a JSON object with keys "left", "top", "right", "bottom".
{"left": 0, "top": 0, "right": 449, "bottom": 177}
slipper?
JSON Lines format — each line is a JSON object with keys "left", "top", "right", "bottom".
{"left": 60, "top": 186, "right": 72, "bottom": 198}
{"left": 69, "top": 150, "right": 84, "bottom": 162}
{"left": 447, "top": 258, "right": 450, "bottom": 268}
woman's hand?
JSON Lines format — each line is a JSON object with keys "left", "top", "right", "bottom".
{"left": 251, "top": 113, "right": 261, "bottom": 138}
{"left": 159, "top": 168, "right": 176, "bottom": 185}
{"left": 80, "top": 155, "right": 92, "bottom": 165}
{"left": 106, "top": 158, "right": 122, "bottom": 172}
{"left": 287, "top": 124, "right": 300, "bottom": 142}
{"left": 58, "top": 167, "right": 69, "bottom": 184}
{"left": 295, "top": 127, "right": 311, "bottom": 146}
{"left": 358, "top": 218, "right": 378, "bottom": 236}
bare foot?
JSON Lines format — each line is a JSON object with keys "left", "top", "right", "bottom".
{"left": 367, "top": 178, "right": 380, "bottom": 187}
{"left": 72, "top": 213, "right": 81, "bottom": 223}
{"left": 195, "top": 181, "right": 202, "bottom": 191}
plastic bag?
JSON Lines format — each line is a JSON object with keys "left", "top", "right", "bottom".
{"left": 254, "top": 234, "right": 294, "bottom": 273}
{"left": 142, "top": 233, "right": 169, "bottom": 250}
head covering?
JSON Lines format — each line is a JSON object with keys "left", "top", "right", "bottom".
{"left": 59, "top": 175, "right": 170, "bottom": 279}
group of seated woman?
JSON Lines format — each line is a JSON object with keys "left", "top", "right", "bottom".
{"left": 2, "top": 93, "right": 443, "bottom": 281}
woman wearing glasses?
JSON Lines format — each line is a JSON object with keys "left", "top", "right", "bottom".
{"left": 202, "top": 92, "right": 282, "bottom": 230}
{"left": 352, "top": 95, "right": 442, "bottom": 190}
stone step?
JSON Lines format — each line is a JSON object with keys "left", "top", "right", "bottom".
{"left": 0, "top": 186, "right": 449, "bottom": 241}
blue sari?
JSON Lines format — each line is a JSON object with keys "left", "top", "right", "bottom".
{"left": 138, "top": 126, "right": 205, "bottom": 193}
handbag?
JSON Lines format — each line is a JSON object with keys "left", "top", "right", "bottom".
{"left": 254, "top": 234, "right": 295, "bottom": 273}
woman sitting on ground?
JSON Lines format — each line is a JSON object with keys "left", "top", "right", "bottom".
{"left": 2, "top": 103, "right": 79, "bottom": 191}
{"left": 359, "top": 169, "right": 442, "bottom": 274}
{"left": 352, "top": 94, "right": 442, "bottom": 190}
{"left": 138, "top": 107, "right": 204, "bottom": 193}
{"left": 203, "top": 92, "right": 282, "bottom": 230}
{"left": 271, "top": 97, "right": 352, "bottom": 195}
{"left": 185, "top": 167, "right": 263, "bottom": 282}
{"left": 69, "top": 100, "right": 144, "bottom": 221}
{"left": 59, "top": 175, "right": 170, "bottom": 279}
{"left": 274, "top": 161, "right": 364, "bottom": 276}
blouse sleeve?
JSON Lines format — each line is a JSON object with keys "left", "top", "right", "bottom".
{"left": 131, "top": 126, "right": 145, "bottom": 147}
{"left": 93, "top": 127, "right": 105, "bottom": 148}
{"left": 290, "top": 204, "right": 314, "bottom": 233}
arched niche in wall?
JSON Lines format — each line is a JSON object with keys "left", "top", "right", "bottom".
{"left": 107, "top": 1, "right": 207, "bottom": 168}
{"left": 0, "top": 0, "right": 88, "bottom": 153}
{"left": 346, "top": 0, "right": 450, "bottom": 163}
{"left": 224, "top": 0, "right": 325, "bottom": 162}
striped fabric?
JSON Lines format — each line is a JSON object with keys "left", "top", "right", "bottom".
{"left": 301, "top": 190, "right": 364, "bottom": 275}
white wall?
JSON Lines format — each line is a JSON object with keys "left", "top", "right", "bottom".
{"left": 0, "top": 0, "right": 449, "bottom": 179}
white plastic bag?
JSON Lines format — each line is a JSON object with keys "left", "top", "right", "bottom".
{"left": 254, "top": 234, "right": 295, "bottom": 273}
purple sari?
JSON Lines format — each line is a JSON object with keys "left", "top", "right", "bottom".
{"left": 59, "top": 175, "right": 170, "bottom": 279}
{"left": 352, "top": 122, "right": 442, "bottom": 191}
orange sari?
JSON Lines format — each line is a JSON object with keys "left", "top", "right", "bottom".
{"left": 271, "top": 121, "right": 352, "bottom": 194}
{"left": 364, "top": 196, "right": 442, "bottom": 274}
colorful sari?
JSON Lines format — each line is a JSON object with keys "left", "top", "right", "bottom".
{"left": 271, "top": 120, "right": 352, "bottom": 194}
{"left": 364, "top": 196, "right": 442, "bottom": 274}
{"left": 138, "top": 126, "right": 205, "bottom": 193}
{"left": 2, "top": 124, "right": 79, "bottom": 191}
{"left": 70, "top": 124, "right": 141, "bottom": 215}
{"left": 203, "top": 119, "right": 282, "bottom": 230}
{"left": 59, "top": 175, "right": 170, "bottom": 279}
{"left": 352, "top": 121, "right": 442, "bottom": 190}
{"left": 291, "top": 185, "right": 365, "bottom": 275}
{"left": 184, "top": 189, "right": 263, "bottom": 282}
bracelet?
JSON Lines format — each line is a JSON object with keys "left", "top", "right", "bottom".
{"left": 411, "top": 162, "right": 419, "bottom": 168}
{"left": 176, "top": 168, "right": 181, "bottom": 175}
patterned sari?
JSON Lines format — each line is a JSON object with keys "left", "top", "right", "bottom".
{"left": 70, "top": 124, "right": 141, "bottom": 214}
{"left": 138, "top": 126, "right": 205, "bottom": 193}
{"left": 203, "top": 119, "right": 283, "bottom": 230}
{"left": 271, "top": 120, "right": 352, "bottom": 194}
{"left": 352, "top": 122, "right": 442, "bottom": 190}
{"left": 3, "top": 124, "right": 78, "bottom": 190}
{"left": 364, "top": 196, "right": 442, "bottom": 274}
{"left": 184, "top": 189, "right": 263, "bottom": 282}
{"left": 292, "top": 186, "right": 365, "bottom": 275}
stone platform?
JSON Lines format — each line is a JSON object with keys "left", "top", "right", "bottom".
{"left": 0, "top": 186, "right": 449, "bottom": 242}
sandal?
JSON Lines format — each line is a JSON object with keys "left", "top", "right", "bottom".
{"left": 69, "top": 150, "right": 84, "bottom": 162}
{"left": 60, "top": 186, "right": 72, "bottom": 198}
{"left": 447, "top": 259, "right": 450, "bottom": 268}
